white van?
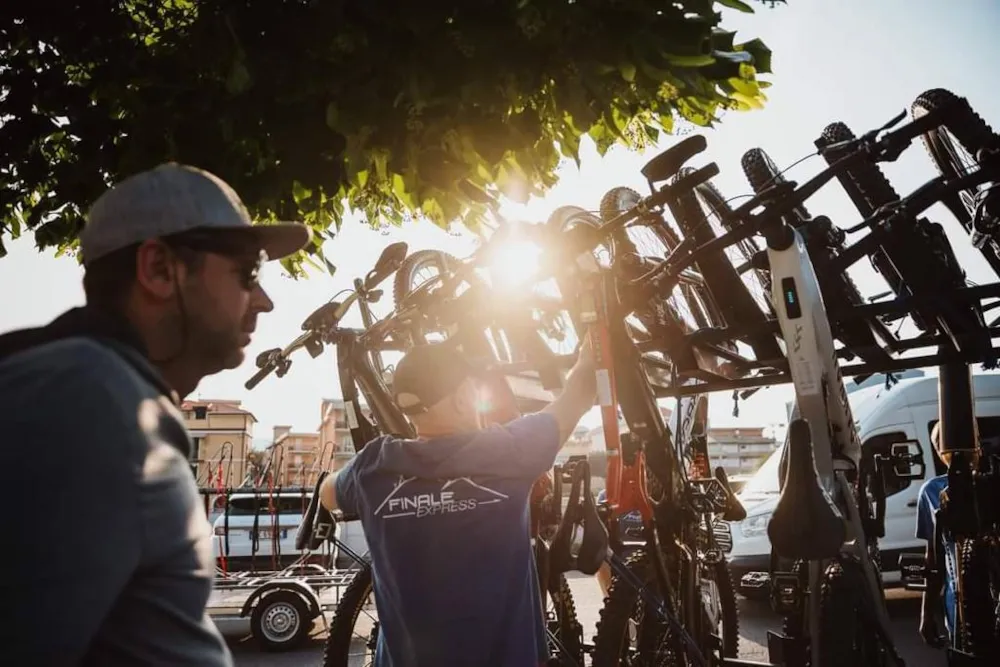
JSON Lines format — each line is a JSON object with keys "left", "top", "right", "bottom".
{"left": 211, "top": 492, "right": 369, "bottom": 572}
{"left": 729, "top": 372, "right": 1000, "bottom": 597}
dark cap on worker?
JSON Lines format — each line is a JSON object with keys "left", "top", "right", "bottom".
{"left": 79, "top": 162, "right": 312, "bottom": 265}
{"left": 391, "top": 343, "right": 481, "bottom": 415}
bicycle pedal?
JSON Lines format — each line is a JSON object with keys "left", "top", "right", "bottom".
{"left": 769, "top": 572, "right": 802, "bottom": 615}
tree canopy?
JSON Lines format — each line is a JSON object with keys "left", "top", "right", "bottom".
{"left": 0, "top": 0, "right": 782, "bottom": 274}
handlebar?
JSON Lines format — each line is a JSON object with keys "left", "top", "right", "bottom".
{"left": 244, "top": 330, "right": 320, "bottom": 390}
{"left": 625, "top": 102, "right": 1000, "bottom": 307}
{"left": 244, "top": 289, "right": 367, "bottom": 390}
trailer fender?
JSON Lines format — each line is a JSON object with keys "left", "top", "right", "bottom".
{"left": 240, "top": 579, "right": 321, "bottom": 619}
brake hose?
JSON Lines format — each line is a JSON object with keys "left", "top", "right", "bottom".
{"left": 250, "top": 488, "right": 261, "bottom": 572}
{"left": 217, "top": 462, "right": 230, "bottom": 575}
{"left": 265, "top": 473, "right": 276, "bottom": 571}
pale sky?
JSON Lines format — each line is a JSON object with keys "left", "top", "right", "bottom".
{"left": 2, "top": 0, "right": 999, "bottom": 444}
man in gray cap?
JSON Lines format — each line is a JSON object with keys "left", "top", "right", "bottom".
{"left": 0, "top": 163, "right": 311, "bottom": 665}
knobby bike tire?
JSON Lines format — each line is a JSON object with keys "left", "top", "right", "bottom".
{"left": 911, "top": 87, "right": 1000, "bottom": 275}
{"left": 597, "top": 187, "right": 717, "bottom": 333}
{"left": 690, "top": 174, "right": 773, "bottom": 311}
{"left": 819, "top": 121, "right": 987, "bottom": 352}
{"left": 668, "top": 176, "right": 784, "bottom": 364}
{"left": 814, "top": 122, "right": 909, "bottom": 308}
{"left": 818, "top": 558, "right": 888, "bottom": 667}
{"left": 322, "top": 564, "right": 585, "bottom": 667}
{"left": 958, "top": 537, "right": 1000, "bottom": 658}
{"left": 591, "top": 550, "right": 739, "bottom": 666}
{"left": 392, "top": 248, "right": 516, "bottom": 362}
{"left": 741, "top": 146, "right": 891, "bottom": 366}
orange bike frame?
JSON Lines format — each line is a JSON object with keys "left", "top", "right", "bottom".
{"left": 585, "top": 274, "right": 654, "bottom": 525}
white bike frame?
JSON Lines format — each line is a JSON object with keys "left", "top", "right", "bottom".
{"left": 766, "top": 225, "right": 895, "bottom": 667}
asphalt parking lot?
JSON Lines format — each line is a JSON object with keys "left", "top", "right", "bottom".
{"left": 226, "top": 573, "right": 943, "bottom": 666}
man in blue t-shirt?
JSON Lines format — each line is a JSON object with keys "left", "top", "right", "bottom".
{"left": 916, "top": 423, "right": 958, "bottom": 648}
{"left": 319, "top": 338, "right": 597, "bottom": 667}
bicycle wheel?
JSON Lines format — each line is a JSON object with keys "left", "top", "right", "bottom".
{"left": 392, "top": 249, "right": 514, "bottom": 361}
{"left": 667, "top": 176, "right": 783, "bottom": 365}
{"left": 546, "top": 203, "right": 695, "bottom": 389}
{"left": 741, "top": 146, "right": 891, "bottom": 366}
{"left": 818, "top": 121, "right": 988, "bottom": 352}
{"left": 322, "top": 563, "right": 586, "bottom": 666}
{"left": 598, "top": 187, "right": 711, "bottom": 332}
{"left": 817, "top": 558, "right": 888, "bottom": 667}
{"left": 591, "top": 550, "right": 739, "bottom": 666}
{"left": 958, "top": 537, "right": 1000, "bottom": 657}
{"left": 911, "top": 88, "right": 1000, "bottom": 275}
{"left": 688, "top": 175, "right": 772, "bottom": 315}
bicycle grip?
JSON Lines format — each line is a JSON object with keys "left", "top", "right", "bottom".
{"left": 245, "top": 364, "right": 273, "bottom": 390}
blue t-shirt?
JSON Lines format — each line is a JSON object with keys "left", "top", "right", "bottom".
{"left": 335, "top": 413, "right": 561, "bottom": 667}
{"left": 915, "top": 474, "right": 957, "bottom": 641}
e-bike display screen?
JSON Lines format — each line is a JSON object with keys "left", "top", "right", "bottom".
{"left": 780, "top": 277, "right": 802, "bottom": 320}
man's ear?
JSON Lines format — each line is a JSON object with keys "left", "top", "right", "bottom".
{"left": 134, "top": 240, "right": 179, "bottom": 300}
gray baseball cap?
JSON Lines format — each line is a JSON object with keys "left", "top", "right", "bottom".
{"left": 80, "top": 162, "right": 312, "bottom": 265}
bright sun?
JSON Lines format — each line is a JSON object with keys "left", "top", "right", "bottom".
{"left": 488, "top": 238, "right": 545, "bottom": 291}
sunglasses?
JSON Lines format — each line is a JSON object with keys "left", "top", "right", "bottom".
{"left": 163, "top": 230, "right": 268, "bottom": 291}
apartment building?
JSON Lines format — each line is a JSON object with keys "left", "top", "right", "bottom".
{"left": 707, "top": 426, "right": 777, "bottom": 476}
{"left": 262, "top": 398, "right": 372, "bottom": 486}
{"left": 182, "top": 399, "right": 256, "bottom": 487}
{"left": 581, "top": 407, "right": 776, "bottom": 477}
{"left": 269, "top": 425, "right": 322, "bottom": 487}
{"left": 318, "top": 398, "right": 372, "bottom": 473}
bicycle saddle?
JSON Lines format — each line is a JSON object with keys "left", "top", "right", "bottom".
{"left": 301, "top": 301, "right": 342, "bottom": 331}
{"left": 296, "top": 471, "right": 338, "bottom": 551}
{"left": 640, "top": 135, "right": 708, "bottom": 185}
{"left": 767, "top": 419, "right": 846, "bottom": 561}
{"left": 549, "top": 460, "right": 608, "bottom": 577}
{"left": 714, "top": 466, "right": 748, "bottom": 522}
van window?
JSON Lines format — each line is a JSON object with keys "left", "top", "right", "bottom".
{"left": 861, "top": 431, "right": 909, "bottom": 497}
{"left": 228, "top": 495, "right": 311, "bottom": 516}
{"left": 927, "top": 416, "right": 1000, "bottom": 475}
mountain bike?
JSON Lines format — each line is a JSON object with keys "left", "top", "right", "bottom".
{"left": 911, "top": 88, "right": 1000, "bottom": 280}
{"left": 897, "top": 88, "right": 1000, "bottom": 666}
{"left": 815, "top": 118, "right": 991, "bottom": 363}
{"left": 732, "top": 98, "right": 1000, "bottom": 667}
{"left": 738, "top": 147, "right": 896, "bottom": 368}
{"left": 253, "top": 241, "right": 590, "bottom": 667}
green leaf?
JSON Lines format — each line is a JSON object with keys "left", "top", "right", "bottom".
{"left": 325, "top": 102, "right": 339, "bottom": 130}
{"left": 619, "top": 62, "right": 637, "bottom": 83}
{"left": 737, "top": 37, "right": 773, "bottom": 74}
{"left": 226, "top": 60, "right": 252, "bottom": 95}
{"left": 292, "top": 181, "right": 312, "bottom": 205}
{"left": 715, "top": 0, "right": 755, "bottom": 12}
{"left": 662, "top": 53, "right": 716, "bottom": 67}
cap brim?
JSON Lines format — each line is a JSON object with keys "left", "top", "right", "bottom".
{"left": 249, "top": 223, "right": 313, "bottom": 261}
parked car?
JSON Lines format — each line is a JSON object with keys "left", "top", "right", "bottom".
{"left": 727, "top": 373, "right": 1000, "bottom": 599}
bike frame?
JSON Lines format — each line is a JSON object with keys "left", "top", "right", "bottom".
{"left": 765, "top": 223, "right": 897, "bottom": 665}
